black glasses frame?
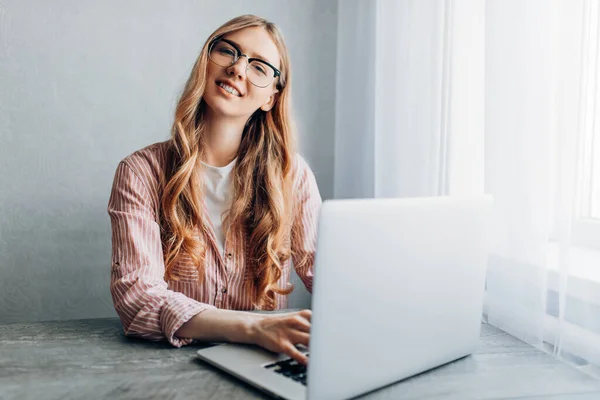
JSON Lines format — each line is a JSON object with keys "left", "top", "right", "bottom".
{"left": 208, "top": 36, "right": 281, "bottom": 87}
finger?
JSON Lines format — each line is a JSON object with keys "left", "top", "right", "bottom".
{"left": 283, "top": 342, "right": 309, "bottom": 366}
{"left": 289, "top": 315, "right": 311, "bottom": 333}
{"left": 298, "top": 309, "right": 312, "bottom": 322}
{"left": 290, "top": 331, "right": 310, "bottom": 347}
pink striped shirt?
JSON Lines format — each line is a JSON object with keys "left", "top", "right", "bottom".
{"left": 107, "top": 141, "right": 321, "bottom": 347}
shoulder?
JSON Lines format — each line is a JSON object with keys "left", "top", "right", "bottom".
{"left": 117, "top": 140, "right": 172, "bottom": 195}
{"left": 290, "top": 153, "right": 320, "bottom": 195}
{"left": 291, "top": 153, "right": 314, "bottom": 178}
{"left": 291, "top": 153, "right": 313, "bottom": 185}
{"left": 120, "top": 140, "right": 170, "bottom": 175}
{"left": 120, "top": 140, "right": 170, "bottom": 179}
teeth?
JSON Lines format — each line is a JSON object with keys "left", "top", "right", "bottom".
{"left": 218, "top": 82, "right": 240, "bottom": 96}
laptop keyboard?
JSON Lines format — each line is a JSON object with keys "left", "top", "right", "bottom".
{"left": 263, "top": 354, "right": 309, "bottom": 386}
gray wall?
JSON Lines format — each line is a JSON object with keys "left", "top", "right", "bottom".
{"left": 0, "top": 0, "right": 337, "bottom": 323}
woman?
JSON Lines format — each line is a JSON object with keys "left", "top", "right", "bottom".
{"left": 107, "top": 15, "right": 321, "bottom": 365}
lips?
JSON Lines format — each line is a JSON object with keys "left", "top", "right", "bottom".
{"left": 216, "top": 80, "right": 243, "bottom": 97}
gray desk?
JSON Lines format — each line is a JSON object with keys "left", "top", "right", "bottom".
{"left": 1, "top": 318, "right": 600, "bottom": 400}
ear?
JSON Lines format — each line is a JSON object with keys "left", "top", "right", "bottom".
{"left": 260, "top": 90, "right": 279, "bottom": 112}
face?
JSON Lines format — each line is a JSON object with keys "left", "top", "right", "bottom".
{"left": 203, "top": 27, "right": 281, "bottom": 121}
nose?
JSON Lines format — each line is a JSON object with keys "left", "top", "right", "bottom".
{"left": 227, "top": 55, "right": 249, "bottom": 80}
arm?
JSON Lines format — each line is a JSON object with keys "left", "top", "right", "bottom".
{"left": 290, "top": 156, "right": 322, "bottom": 293}
{"left": 108, "top": 161, "right": 216, "bottom": 347}
{"left": 175, "top": 308, "right": 258, "bottom": 342}
{"left": 176, "top": 308, "right": 313, "bottom": 365}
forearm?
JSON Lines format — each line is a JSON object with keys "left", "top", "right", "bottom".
{"left": 177, "top": 308, "right": 312, "bottom": 365}
{"left": 174, "top": 308, "right": 262, "bottom": 344}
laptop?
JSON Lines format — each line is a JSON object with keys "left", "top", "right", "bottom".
{"left": 196, "top": 195, "right": 493, "bottom": 400}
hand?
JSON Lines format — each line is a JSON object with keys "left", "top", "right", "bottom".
{"left": 249, "top": 309, "right": 311, "bottom": 365}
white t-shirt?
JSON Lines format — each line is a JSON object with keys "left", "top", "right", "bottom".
{"left": 201, "top": 158, "right": 236, "bottom": 254}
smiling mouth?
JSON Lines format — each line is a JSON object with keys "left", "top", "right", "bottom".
{"left": 217, "top": 82, "right": 242, "bottom": 97}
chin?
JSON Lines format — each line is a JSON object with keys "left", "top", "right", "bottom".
{"left": 204, "top": 96, "right": 246, "bottom": 119}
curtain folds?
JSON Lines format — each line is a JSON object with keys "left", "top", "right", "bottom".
{"left": 335, "top": 0, "right": 600, "bottom": 376}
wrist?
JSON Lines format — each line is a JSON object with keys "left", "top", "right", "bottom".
{"left": 229, "top": 311, "right": 263, "bottom": 344}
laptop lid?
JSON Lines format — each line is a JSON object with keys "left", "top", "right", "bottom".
{"left": 307, "top": 195, "right": 493, "bottom": 400}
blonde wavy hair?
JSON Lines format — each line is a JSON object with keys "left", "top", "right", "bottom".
{"left": 160, "top": 15, "right": 297, "bottom": 310}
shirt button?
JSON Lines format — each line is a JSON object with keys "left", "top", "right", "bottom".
{"left": 221, "top": 287, "right": 228, "bottom": 294}
{"left": 226, "top": 253, "right": 233, "bottom": 260}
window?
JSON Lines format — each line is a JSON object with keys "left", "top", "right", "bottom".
{"left": 573, "top": 0, "right": 600, "bottom": 250}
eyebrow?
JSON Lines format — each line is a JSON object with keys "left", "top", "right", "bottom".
{"left": 225, "top": 38, "right": 274, "bottom": 66}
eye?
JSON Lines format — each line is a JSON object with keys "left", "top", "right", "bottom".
{"left": 218, "top": 47, "right": 235, "bottom": 56}
{"left": 252, "top": 63, "right": 267, "bottom": 76}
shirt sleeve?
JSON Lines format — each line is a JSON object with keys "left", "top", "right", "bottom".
{"left": 290, "top": 156, "right": 322, "bottom": 293}
{"left": 107, "top": 161, "right": 216, "bottom": 347}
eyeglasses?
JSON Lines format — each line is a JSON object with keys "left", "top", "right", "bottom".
{"left": 208, "top": 37, "right": 281, "bottom": 88}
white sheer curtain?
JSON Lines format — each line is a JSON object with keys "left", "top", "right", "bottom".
{"left": 485, "top": 0, "right": 600, "bottom": 375}
{"left": 334, "top": 0, "right": 484, "bottom": 199}
{"left": 335, "top": 0, "right": 600, "bottom": 375}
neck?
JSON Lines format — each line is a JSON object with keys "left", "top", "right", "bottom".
{"left": 202, "top": 110, "right": 247, "bottom": 167}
